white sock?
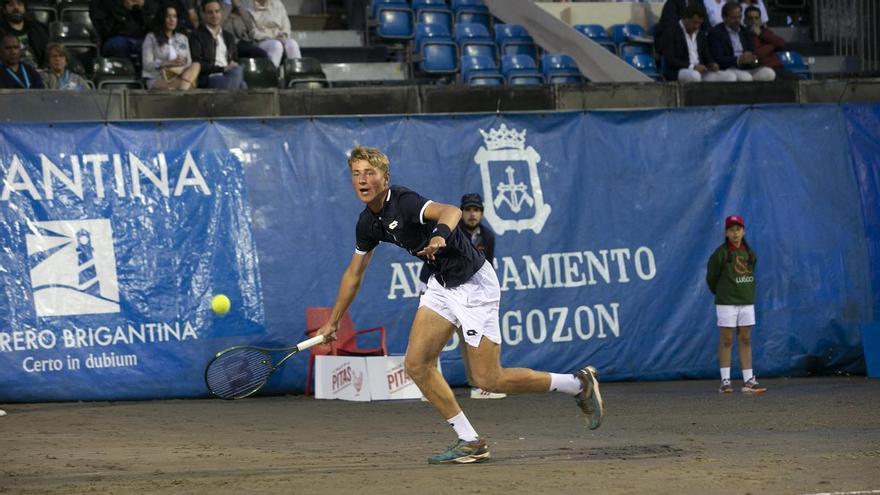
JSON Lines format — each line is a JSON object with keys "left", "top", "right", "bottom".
{"left": 447, "top": 411, "right": 479, "bottom": 442}
{"left": 743, "top": 369, "right": 754, "bottom": 383}
{"left": 720, "top": 367, "right": 731, "bottom": 381}
{"left": 548, "top": 373, "right": 583, "bottom": 395}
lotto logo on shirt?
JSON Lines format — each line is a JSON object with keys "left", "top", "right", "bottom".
{"left": 26, "top": 219, "right": 120, "bottom": 317}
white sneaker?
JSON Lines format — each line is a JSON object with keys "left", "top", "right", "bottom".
{"left": 470, "top": 387, "right": 506, "bottom": 399}
{"left": 0, "top": 409, "right": 6, "bottom": 417}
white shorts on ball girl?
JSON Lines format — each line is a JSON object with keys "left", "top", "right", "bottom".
{"left": 716, "top": 304, "right": 756, "bottom": 328}
{"left": 419, "top": 261, "right": 502, "bottom": 348}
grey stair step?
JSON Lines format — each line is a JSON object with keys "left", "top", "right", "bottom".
{"left": 786, "top": 41, "right": 834, "bottom": 57}
{"left": 805, "top": 55, "right": 861, "bottom": 74}
{"left": 322, "top": 62, "right": 407, "bottom": 82}
{"left": 771, "top": 26, "right": 811, "bottom": 43}
{"left": 301, "top": 46, "right": 389, "bottom": 63}
{"left": 290, "top": 14, "right": 331, "bottom": 31}
{"left": 293, "top": 30, "right": 363, "bottom": 48}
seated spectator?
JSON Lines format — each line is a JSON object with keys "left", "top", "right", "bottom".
{"left": 40, "top": 43, "right": 90, "bottom": 89}
{"left": 740, "top": 0, "right": 768, "bottom": 24}
{"left": 655, "top": 0, "right": 687, "bottom": 53}
{"left": 164, "top": 0, "right": 198, "bottom": 33}
{"left": 746, "top": 5, "right": 798, "bottom": 80}
{"left": 189, "top": 0, "right": 245, "bottom": 89}
{"left": 90, "top": 0, "right": 155, "bottom": 60}
{"left": 708, "top": 2, "right": 775, "bottom": 81}
{"left": 662, "top": 4, "right": 735, "bottom": 82}
{"left": 221, "top": 0, "right": 267, "bottom": 60}
{"left": 0, "top": 0, "right": 48, "bottom": 68}
{"left": 0, "top": 32, "right": 43, "bottom": 87}
{"left": 142, "top": 4, "right": 199, "bottom": 89}
{"left": 243, "top": 0, "right": 300, "bottom": 68}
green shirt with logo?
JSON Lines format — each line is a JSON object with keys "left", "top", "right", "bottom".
{"left": 706, "top": 242, "right": 757, "bottom": 305}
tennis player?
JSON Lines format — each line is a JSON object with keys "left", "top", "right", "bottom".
{"left": 314, "top": 146, "right": 604, "bottom": 464}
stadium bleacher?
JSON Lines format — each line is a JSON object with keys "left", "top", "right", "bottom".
{"left": 0, "top": 0, "right": 877, "bottom": 120}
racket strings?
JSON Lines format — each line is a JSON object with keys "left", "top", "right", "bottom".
{"left": 206, "top": 348, "right": 274, "bottom": 399}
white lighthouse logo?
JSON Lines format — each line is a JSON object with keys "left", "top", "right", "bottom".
{"left": 474, "top": 124, "right": 552, "bottom": 234}
{"left": 26, "top": 219, "right": 120, "bottom": 317}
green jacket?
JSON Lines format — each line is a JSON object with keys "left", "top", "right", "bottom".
{"left": 706, "top": 242, "right": 757, "bottom": 305}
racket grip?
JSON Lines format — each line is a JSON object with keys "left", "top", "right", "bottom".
{"left": 298, "top": 334, "right": 326, "bottom": 351}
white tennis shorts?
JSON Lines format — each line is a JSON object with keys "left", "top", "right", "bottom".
{"left": 716, "top": 304, "right": 756, "bottom": 328}
{"left": 419, "top": 261, "right": 502, "bottom": 348}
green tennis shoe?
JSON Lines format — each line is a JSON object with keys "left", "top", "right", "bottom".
{"left": 575, "top": 366, "right": 605, "bottom": 430}
{"left": 427, "top": 438, "right": 490, "bottom": 464}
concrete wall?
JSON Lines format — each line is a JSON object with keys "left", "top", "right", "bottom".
{"left": 1, "top": 81, "right": 879, "bottom": 122}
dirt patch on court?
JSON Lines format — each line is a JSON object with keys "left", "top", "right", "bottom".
{"left": 2, "top": 377, "right": 879, "bottom": 495}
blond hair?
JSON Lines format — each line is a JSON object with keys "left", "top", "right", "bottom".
{"left": 348, "top": 146, "right": 390, "bottom": 176}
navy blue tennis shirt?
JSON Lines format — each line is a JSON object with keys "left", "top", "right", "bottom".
{"left": 355, "top": 185, "right": 486, "bottom": 288}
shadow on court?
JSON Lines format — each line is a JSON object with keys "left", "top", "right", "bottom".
{"left": 1, "top": 376, "right": 879, "bottom": 495}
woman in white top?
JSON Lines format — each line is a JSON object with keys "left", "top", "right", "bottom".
{"left": 141, "top": 5, "right": 201, "bottom": 90}
{"left": 244, "top": 0, "right": 301, "bottom": 68}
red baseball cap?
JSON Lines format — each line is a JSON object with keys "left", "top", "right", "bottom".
{"left": 725, "top": 215, "right": 745, "bottom": 228}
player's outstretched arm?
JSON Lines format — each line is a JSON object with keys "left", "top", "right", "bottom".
{"left": 315, "top": 251, "right": 374, "bottom": 341}
{"left": 417, "top": 202, "right": 461, "bottom": 260}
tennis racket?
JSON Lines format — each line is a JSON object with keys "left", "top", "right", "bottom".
{"left": 205, "top": 334, "right": 326, "bottom": 400}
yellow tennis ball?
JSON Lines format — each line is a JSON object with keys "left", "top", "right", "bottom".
{"left": 211, "top": 294, "right": 231, "bottom": 316}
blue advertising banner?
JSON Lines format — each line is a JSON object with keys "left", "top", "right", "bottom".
{"left": 0, "top": 123, "right": 264, "bottom": 401}
{"left": 843, "top": 103, "right": 880, "bottom": 320}
{"left": 1, "top": 104, "right": 875, "bottom": 402}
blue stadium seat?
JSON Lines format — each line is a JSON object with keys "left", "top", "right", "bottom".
{"left": 778, "top": 50, "right": 811, "bottom": 79}
{"left": 500, "top": 54, "right": 544, "bottom": 85}
{"left": 454, "top": 22, "right": 496, "bottom": 63}
{"left": 574, "top": 24, "right": 617, "bottom": 53}
{"left": 541, "top": 54, "right": 583, "bottom": 84}
{"left": 624, "top": 53, "right": 660, "bottom": 80}
{"left": 414, "top": 23, "right": 457, "bottom": 74}
{"left": 371, "top": 0, "right": 408, "bottom": 18}
{"left": 415, "top": 22, "right": 451, "bottom": 52}
{"left": 494, "top": 24, "right": 537, "bottom": 59}
{"left": 619, "top": 43, "right": 651, "bottom": 59}
{"left": 453, "top": 22, "right": 491, "bottom": 44}
{"left": 610, "top": 23, "right": 647, "bottom": 46}
{"left": 610, "top": 23, "right": 653, "bottom": 56}
{"left": 460, "top": 54, "right": 504, "bottom": 85}
{"left": 413, "top": 0, "right": 453, "bottom": 33}
{"left": 451, "top": 0, "right": 491, "bottom": 28}
{"left": 421, "top": 43, "right": 458, "bottom": 73}
{"left": 412, "top": 0, "right": 449, "bottom": 12}
{"left": 374, "top": 5, "right": 415, "bottom": 39}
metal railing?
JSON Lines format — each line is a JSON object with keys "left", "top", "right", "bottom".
{"left": 814, "top": 0, "right": 880, "bottom": 73}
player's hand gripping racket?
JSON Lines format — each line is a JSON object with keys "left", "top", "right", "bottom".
{"left": 205, "top": 334, "right": 326, "bottom": 400}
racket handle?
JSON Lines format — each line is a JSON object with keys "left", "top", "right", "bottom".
{"left": 297, "top": 334, "right": 326, "bottom": 351}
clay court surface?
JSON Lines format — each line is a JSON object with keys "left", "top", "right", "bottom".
{"left": 2, "top": 376, "right": 879, "bottom": 495}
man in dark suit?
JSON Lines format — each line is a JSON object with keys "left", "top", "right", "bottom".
{"left": 707, "top": 1, "right": 775, "bottom": 81}
{"left": 662, "top": 4, "right": 735, "bottom": 82}
{"left": 189, "top": 0, "right": 245, "bottom": 89}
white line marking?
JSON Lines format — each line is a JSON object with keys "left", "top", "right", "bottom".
{"left": 801, "top": 490, "right": 880, "bottom": 495}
